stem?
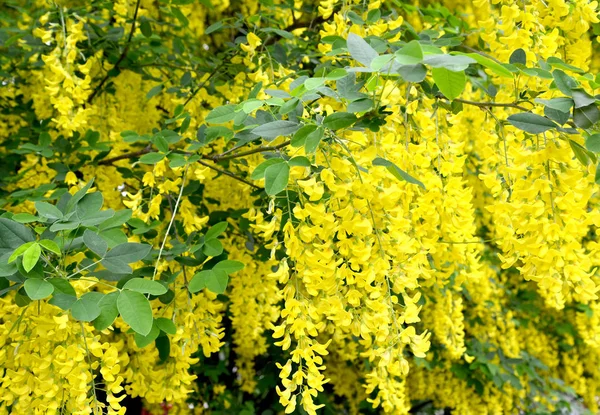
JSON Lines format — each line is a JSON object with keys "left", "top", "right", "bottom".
{"left": 152, "top": 165, "right": 188, "bottom": 281}
{"left": 97, "top": 145, "right": 151, "bottom": 165}
{"left": 196, "top": 159, "right": 261, "bottom": 189}
{"left": 183, "top": 61, "right": 227, "bottom": 107}
{"left": 80, "top": 322, "right": 99, "bottom": 413}
{"left": 452, "top": 98, "right": 530, "bottom": 112}
{"left": 87, "top": 0, "right": 142, "bottom": 104}
{"left": 209, "top": 139, "right": 291, "bottom": 161}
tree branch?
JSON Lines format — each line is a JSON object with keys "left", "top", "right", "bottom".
{"left": 97, "top": 146, "right": 151, "bottom": 165}
{"left": 87, "top": 0, "right": 142, "bottom": 104}
{"left": 207, "top": 139, "right": 291, "bottom": 162}
{"left": 451, "top": 98, "right": 530, "bottom": 112}
{"left": 196, "top": 159, "right": 261, "bottom": 189}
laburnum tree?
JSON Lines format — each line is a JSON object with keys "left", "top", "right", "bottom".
{"left": 3, "top": 0, "right": 600, "bottom": 414}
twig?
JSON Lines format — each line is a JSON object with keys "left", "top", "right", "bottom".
{"left": 87, "top": 0, "right": 142, "bottom": 104}
{"left": 196, "top": 159, "right": 261, "bottom": 189}
{"left": 152, "top": 165, "right": 188, "bottom": 281}
{"left": 97, "top": 145, "right": 151, "bottom": 165}
{"left": 183, "top": 61, "right": 227, "bottom": 107}
{"left": 208, "top": 139, "right": 291, "bottom": 161}
{"left": 452, "top": 98, "right": 530, "bottom": 112}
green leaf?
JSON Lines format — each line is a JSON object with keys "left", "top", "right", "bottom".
{"left": 189, "top": 270, "right": 210, "bottom": 293}
{"left": 39, "top": 239, "right": 61, "bottom": 256}
{"left": 552, "top": 70, "right": 578, "bottom": 96}
{"left": 22, "top": 243, "right": 41, "bottom": 272}
{"left": 93, "top": 291, "right": 119, "bottom": 330}
{"left": 154, "top": 135, "right": 169, "bottom": 153}
{"left": 506, "top": 113, "right": 557, "bottom": 134}
{"left": 251, "top": 158, "right": 285, "bottom": 180}
{"left": 12, "top": 213, "right": 39, "bottom": 223}
{"left": 304, "top": 127, "right": 325, "bottom": 154}
{"left": 264, "top": 162, "right": 290, "bottom": 195}
{"left": 432, "top": 67, "right": 465, "bottom": 100}
{"left": 0, "top": 254, "right": 17, "bottom": 277}
{"left": 395, "top": 40, "right": 423, "bottom": 65}
{"left": 252, "top": 121, "right": 300, "bottom": 140}
{"left": 291, "top": 125, "right": 318, "bottom": 147}
{"left": 155, "top": 317, "right": 177, "bottom": 335}
{"left": 65, "top": 179, "right": 94, "bottom": 213}
{"left": 325, "top": 68, "right": 348, "bottom": 80}
{"left": 140, "top": 19, "right": 152, "bottom": 37}
{"left": 24, "top": 279, "right": 54, "bottom": 300}
{"left": 83, "top": 230, "right": 108, "bottom": 257}
{"left": 146, "top": 84, "right": 163, "bottom": 100}
{"left": 205, "top": 105, "right": 238, "bottom": 124}
{"left": 573, "top": 104, "right": 600, "bottom": 129}
{"left": 102, "top": 243, "right": 151, "bottom": 274}
{"left": 205, "top": 21, "right": 224, "bottom": 35}
{"left": 205, "top": 222, "right": 228, "bottom": 240}
{"left": 289, "top": 156, "right": 311, "bottom": 167}
{"left": 305, "top": 77, "right": 326, "bottom": 90}
{"left": 139, "top": 152, "right": 165, "bottom": 164}
{"left": 323, "top": 112, "right": 357, "bottom": 130}
{"left": 99, "top": 228, "right": 128, "bottom": 249}
{"left": 572, "top": 89, "right": 596, "bottom": 108}
{"left": 71, "top": 292, "right": 102, "bottom": 322}
{"left": 586, "top": 134, "right": 600, "bottom": 153}
{"left": 347, "top": 98, "right": 374, "bottom": 113}
{"left": 35, "top": 201, "right": 63, "bottom": 221}
{"left": 213, "top": 260, "right": 245, "bottom": 274}
{"left": 424, "top": 54, "right": 475, "bottom": 72}
{"left": 155, "top": 335, "right": 170, "bottom": 362}
{"left": 190, "top": 269, "right": 229, "bottom": 294}
{"left": 570, "top": 139, "right": 591, "bottom": 166}
{"left": 509, "top": 48, "right": 526, "bottom": 65}
{"left": 8, "top": 241, "right": 35, "bottom": 263}
{"left": 372, "top": 157, "right": 426, "bottom": 189}
{"left": 534, "top": 97, "right": 573, "bottom": 113}
{"left": 242, "top": 99, "right": 265, "bottom": 114}
{"left": 98, "top": 209, "right": 132, "bottom": 231}
{"left": 202, "top": 238, "right": 223, "bottom": 257}
{"left": 76, "top": 192, "right": 103, "bottom": 219}
{"left": 123, "top": 278, "right": 168, "bottom": 295}
{"left": 346, "top": 33, "right": 378, "bottom": 67}
{"left": 170, "top": 6, "right": 189, "bottom": 26}
{"left": 596, "top": 163, "right": 600, "bottom": 185}
{"left": 370, "top": 54, "right": 394, "bottom": 72}
{"left": 0, "top": 218, "right": 34, "bottom": 255}
{"left": 48, "top": 278, "right": 77, "bottom": 310}
{"left": 461, "top": 53, "right": 513, "bottom": 78}
{"left": 397, "top": 64, "right": 427, "bottom": 83}
{"left": 117, "top": 290, "right": 153, "bottom": 335}
{"left": 547, "top": 56, "right": 584, "bottom": 74}
{"left": 134, "top": 324, "right": 160, "bottom": 348}
{"left": 544, "top": 106, "right": 569, "bottom": 125}
{"left": 279, "top": 98, "right": 300, "bottom": 115}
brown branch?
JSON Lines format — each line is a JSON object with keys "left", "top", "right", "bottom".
{"left": 183, "top": 61, "right": 227, "bottom": 108}
{"left": 87, "top": 0, "right": 142, "bottom": 104}
{"left": 97, "top": 146, "right": 151, "bottom": 165}
{"left": 207, "top": 139, "right": 291, "bottom": 162}
{"left": 452, "top": 98, "right": 530, "bottom": 112}
{"left": 196, "top": 159, "right": 261, "bottom": 189}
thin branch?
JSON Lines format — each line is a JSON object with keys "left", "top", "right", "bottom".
{"left": 152, "top": 165, "right": 188, "bottom": 282}
{"left": 183, "top": 61, "right": 227, "bottom": 107}
{"left": 196, "top": 159, "right": 261, "bottom": 189}
{"left": 97, "top": 145, "right": 151, "bottom": 165}
{"left": 208, "top": 139, "right": 291, "bottom": 161}
{"left": 452, "top": 98, "right": 530, "bottom": 112}
{"left": 87, "top": 0, "right": 142, "bottom": 104}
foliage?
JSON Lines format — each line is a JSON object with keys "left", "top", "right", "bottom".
{"left": 1, "top": 0, "right": 600, "bottom": 414}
